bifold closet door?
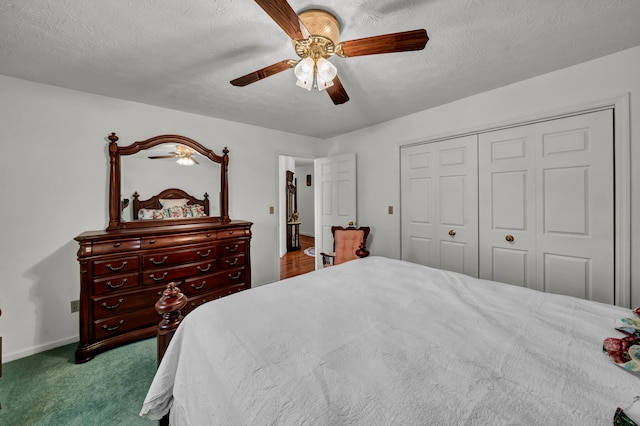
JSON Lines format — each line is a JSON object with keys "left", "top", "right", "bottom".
{"left": 478, "top": 110, "right": 614, "bottom": 303}
{"left": 401, "top": 135, "right": 478, "bottom": 277}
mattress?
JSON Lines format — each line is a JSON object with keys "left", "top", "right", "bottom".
{"left": 141, "top": 256, "right": 638, "bottom": 425}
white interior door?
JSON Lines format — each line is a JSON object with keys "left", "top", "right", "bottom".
{"left": 478, "top": 125, "right": 538, "bottom": 289}
{"left": 534, "top": 110, "right": 614, "bottom": 303}
{"left": 314, "top": 153, "right": 357, "bottom": 269}
{"left": 401, "top": 135, "right": 478, "bottom": 277}
{"left": 479, "top": 109, "right": 614, "bottom": 303}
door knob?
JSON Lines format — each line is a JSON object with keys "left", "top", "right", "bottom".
{"left": 448, "top": 230, "right": 456, "bottom": 236}
{"left": 505, "top": 235, "right": 514, "bottom": 242}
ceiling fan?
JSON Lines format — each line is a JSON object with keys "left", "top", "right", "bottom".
{"left": 230, "top": 0, "right": 429, "bottom": 105}
{"left": 148, "top": 145, "right": 199, "bottom": 166}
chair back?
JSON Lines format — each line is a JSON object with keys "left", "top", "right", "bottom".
{"left": 332, "top": 226, "right": 370, "bottom": 265}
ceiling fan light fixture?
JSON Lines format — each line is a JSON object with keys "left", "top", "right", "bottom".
{"left": 294, "top": 56, "right": 337, "bottom": 92}
{"left": 294, "top": 57, "right": 315, "bottom": 91}
{"left": 176, "top": 156, "right": 195, "bottom": 166}
{"left": 315, "top": 58, "right": 337, "bottom": 91}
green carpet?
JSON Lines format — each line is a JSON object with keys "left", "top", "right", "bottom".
{"left": 0, "top": 338, "right": 158, "bottom": 425}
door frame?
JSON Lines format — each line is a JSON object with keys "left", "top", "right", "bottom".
{"left": 399, "top": 94, "right": 631, "bottom": 307}
{"left": 277, "top": 154, "right": 316, "bottom": 276}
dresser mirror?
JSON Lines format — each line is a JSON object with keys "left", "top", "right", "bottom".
{"left": 106, "top": 133, "right": 229, "bottom": 230}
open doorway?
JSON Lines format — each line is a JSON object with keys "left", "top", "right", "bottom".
{"left": 278, "top": 155, "right": 315, "bottom": 279}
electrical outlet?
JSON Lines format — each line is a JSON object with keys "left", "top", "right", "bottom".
{"left": 70, "top": 300, "right": 80, "bottom": 313}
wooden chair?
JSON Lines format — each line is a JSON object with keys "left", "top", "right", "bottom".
{"left": 321, "top": 226, "right": 370, "bottom": 266}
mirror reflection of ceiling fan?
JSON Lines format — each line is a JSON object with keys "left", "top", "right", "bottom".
{"left": 148, "top": 145, "right": 199, "bottom": 166}
{"left": 230, "top": 0, "right": 429, "bottom": 105}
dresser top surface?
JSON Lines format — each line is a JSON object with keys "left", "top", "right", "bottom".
{"left": 75, "top": 220, "right": 252, "bottom": 242}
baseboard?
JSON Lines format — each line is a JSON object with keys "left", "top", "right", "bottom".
{"left": 3, "top": 336, "right": 79, "bottom": 363}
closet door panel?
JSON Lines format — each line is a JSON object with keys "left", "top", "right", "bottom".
{"left": 544, "top": 254, "right": 589, "bottom": 299}
{"left": 535, "top": 110, "right": 614, "bottom": 303}
{"left": 480, "top": 109, "right": 614, "bottom": 302}
{"left": 401, "top": 136, "right": 478, "bottom": 276}
{"left": 491, "top": 247, "right": 529, "bottom": 287}
{"left": 436, "top": 138, "right": 478, "bottom": 276}
{"left": 479, "top": 128, "right": 537, "bottom": 289}
{"left": 401, "top": 146, "right": 436, "bottom": 267}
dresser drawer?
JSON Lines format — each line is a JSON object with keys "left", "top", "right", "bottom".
{"left": 142, "top": 244, "right": 217, "bottom": 269}
{"left": 93, "top": 256, "right": 140, "bottom": 277}
{"left": 141, "top": 231, "right": 216, "bottom": 249}
{"left": 217, "top": 240, "right": 246, "bottom": 256}
{"left": 142, "top": 259, "right": 216, "bottom": 286}
{"left": 92, "top": 286, "right": 162, "bottom": 318}
{"left": 93, "top": 271, "right": 140, "bottom": 295}
{"left": 218, "top": 254, "right": 246, "bottom": 270}
{"left": 217, "top": 227, "right": 250, "bottom": 240}
{"left": 183, "top": 268, "right": 246, "bottom": 296}
{"left": 184, "top": 282, "right": 246, "bottom": 314}
{"left": 91, "top": 238, "right": 141, "bottom": 256}
{"left": 93, "top": 307, "right": 160, "bottom": 340}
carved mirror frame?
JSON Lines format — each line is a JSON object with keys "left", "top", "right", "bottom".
{"left": 106, "top": 133, "right": 230, "bottom": 230}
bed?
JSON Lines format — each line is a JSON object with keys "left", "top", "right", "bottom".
{"left": 132, "top": 188, "right": 210, "bottom": 221}
{"left": 140, "top": 256, "right": 640, "bottom": 425}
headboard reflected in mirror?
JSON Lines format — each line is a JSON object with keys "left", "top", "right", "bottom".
{"left": 106, "top": 133, "right": 230, "bottom": 230}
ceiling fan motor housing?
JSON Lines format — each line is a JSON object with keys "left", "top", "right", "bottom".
{"left": 294, "top": 9, "right": 340, "bottom": 59}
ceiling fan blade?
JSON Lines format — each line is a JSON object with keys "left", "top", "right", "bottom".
{"left": 255, "top": 0, "right": 307, "bottom": 40}
{"left": 326, "top": 76, "right": 349, "bottom": 105}
{"left": 230, "top": 60, "right": 296, "bottom": 87}
{"left": 148, "top": 155, "right": 178, "bottom": 159}
{"left": 338, "top": 29, "right": 429, "bottom": 57}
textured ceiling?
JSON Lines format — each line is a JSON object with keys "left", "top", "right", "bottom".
{"left": 1, "top": 0, "right": 639, "bottom": 139}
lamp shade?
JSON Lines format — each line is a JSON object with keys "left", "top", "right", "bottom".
{"left": 315, "top": 58, "right": 337, "bottom": 91}
{"left": 294, "top": 57, "right": 315, "bottom": 91}
{"left": 176, "top": 156, "right": 195, "bottom": 166}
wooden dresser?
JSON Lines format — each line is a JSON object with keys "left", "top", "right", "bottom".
{"left": 75, "top": 220, "right": 251, "bottom": 363}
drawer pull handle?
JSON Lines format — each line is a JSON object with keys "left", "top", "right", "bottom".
{"left": 197, "top": 250, "right": 211, "bottom": 258}
{"left": 191, "top": 281, "right": 206, "bottom": 290}
{"left": 206, "top": 233, "right": 211, "bottom": 237}
{"left": 106, "top": 261, "right": 128, "bottom": 271}
{"left": 102, "top": 320, "right": 124, "bottom": 332}
{"left": 149, "top": 239, "right": 156, "bottom": 244}
{"left": 150, "top": 272, "right": 168, "bottom": 281}
{"left": 101, "top": 299, "right": 124, "bottom": 310}
{"left": 113, "top": 242, "right": 121, "bottom": 248}
{"left": 225, "top": 258, "right": 239, "bottom": 266}
{"left": 228, "top": 231, "right": 234, "bottom": 235}
{"left": 197, "top": 264, "right": 212, "bottom": 272}
{"left": 228, "top": 272, "right": 241, "bottom": 280}
{"left": 225, "top": 244, "right": 239, "bottom": 252}
{"left": 105, "top": 278, "right": 127, "bottom": 289}
{"left": 150, "top": 256, "right": 168, "bottom": 265}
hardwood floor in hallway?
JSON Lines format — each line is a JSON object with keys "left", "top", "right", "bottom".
{"left": 280, "top": 235, "right": 316, "bottom": 279}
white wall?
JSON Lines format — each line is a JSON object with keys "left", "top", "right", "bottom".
{"left": 0, "top": 75, "right": 324, "bottom": 361}
{"left": 326, "top": 45, "right": 640, "bottom": 306}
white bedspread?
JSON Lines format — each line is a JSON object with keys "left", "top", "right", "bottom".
{"left": 141, "top": 256, "right": 638, "bottom": 425}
